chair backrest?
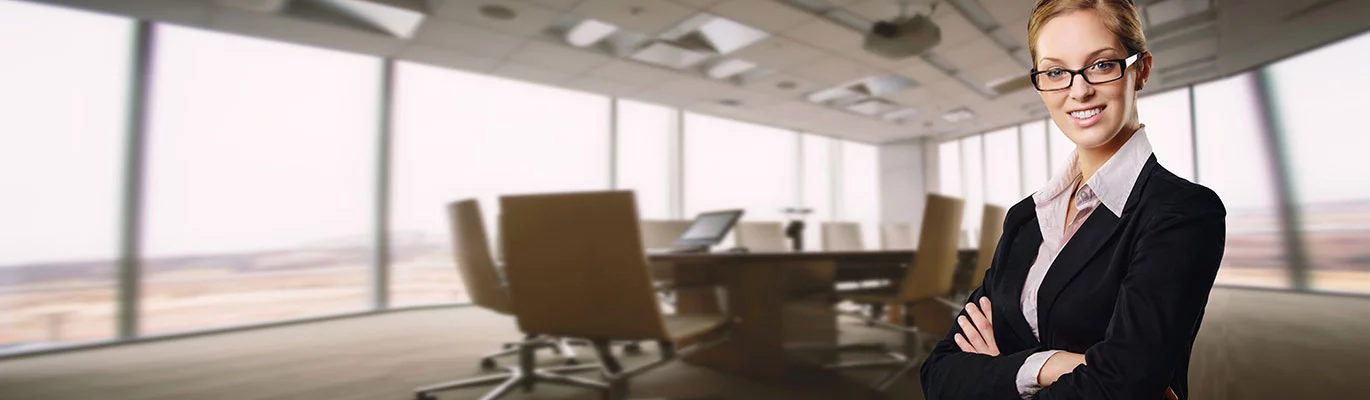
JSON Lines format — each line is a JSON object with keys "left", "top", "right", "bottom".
{"left": 639, "top": 219, "right": 692, "bottom": 249}
{"left": 880, "top": 223, "right": 916, "bottom": 250}
{"left": 733, "top": 221, "right": 788, "bottom": 252}
{"left": 447, "top": 199, "right": 512, "bottom": 314}
{"left": 821, "top": 222, "right": 865, "bottom": 251}
{"left": 500, "top": 191, "right": 668, "bottom": 341}
{"left": 898, "top": 194, "right": 965, "bottom": 301}
{"left": 969, "top": 204, "right": 1007, "bottom": 288}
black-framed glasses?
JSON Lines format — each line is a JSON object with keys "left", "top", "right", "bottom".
{"left": 1030, "top": 52, "right": 1142, "bottom": 91}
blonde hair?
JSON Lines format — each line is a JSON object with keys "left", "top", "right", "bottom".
{"left": 1027, "top": 0, "right": 1148, "bottom": 64}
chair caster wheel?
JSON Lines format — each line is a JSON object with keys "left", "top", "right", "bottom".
{"left": 565, "top": 358, "right": 580, "bottom": 366}
{"left": 623, "top": 343, "right": 643, "bottom": 355}
{"left": 415, "top": 392, "right": 436, "bottom": 400}
{"left": 480, "top": 358, "right": 497, "bottom": 369}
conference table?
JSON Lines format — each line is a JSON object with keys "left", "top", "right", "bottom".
{"left": 647, "top": 249, "right": 978, "bottom": 383}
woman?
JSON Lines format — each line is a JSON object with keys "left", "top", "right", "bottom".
{"left": 919, "top": 1, "right": 1225, "bottom": 399}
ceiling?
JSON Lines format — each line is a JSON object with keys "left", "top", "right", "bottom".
{"left": 25, "top": 0, "right": 1370, "bottom": 144}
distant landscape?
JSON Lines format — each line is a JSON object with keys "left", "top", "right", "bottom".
{"left": 3, "top": 201, "right": 1368, "bottom": 352}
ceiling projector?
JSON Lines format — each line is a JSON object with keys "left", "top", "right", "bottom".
{"left": 864, "top": 14, "right": 942, "bottom": 60}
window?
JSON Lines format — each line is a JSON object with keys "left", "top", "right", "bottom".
{"left": 802, "top": 134, "right": 835, "bottom": 250}
{"left": 143, "top": 25, "right": 381, "bottom": 334}
{"left": 1047, "top": 121, "right": 1074, "bottom": 177}
{"left": 0, "top": 0, "right": 132, "bottom": 349}
{"left": 1020, "top": 120, "right": 1050, "bottom": 197}
{"left": 960, "top": 135, "right": 985, "bottom": 244}
{"left": 615, "top": 99, "right": 675, "bottom": 219}
{"left": 937, "top": 140, "right": 962, "bottom": 196}
{"left": 983, "top": 127, "right": 1022, "bottom": 207}
{"left": 841, "top": 141, "right": 881, "bottom": 248}
{"left": 1266, "top": 30, "right": 1370, "bottom": 293}
{"left": 1193, "top": 73, "right": 1289, "bottom": 288}
{"left": 1137, "top": 87, "right": 1195, "bottom": 180}
{"left": 390, "top": 62, "right": 610, "bottom": 305}
{"left": 684, "top": 113, "right": 797, "bottom": 229}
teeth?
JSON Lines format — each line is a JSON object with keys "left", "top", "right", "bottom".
{"left": 1070, "top": 107, "right": 1101, "bottom": 119}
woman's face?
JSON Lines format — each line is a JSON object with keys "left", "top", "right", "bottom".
{"left": 1034, "top": 9, "right": 1151, "bottom": 151}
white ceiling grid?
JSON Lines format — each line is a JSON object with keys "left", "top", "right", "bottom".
{"left": 31, "top": 0, "right": 1370, "bottom": 143}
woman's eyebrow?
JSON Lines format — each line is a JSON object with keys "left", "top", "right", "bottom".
{"left": 1038, "top": 48, "right": 1123, "bottom": 67}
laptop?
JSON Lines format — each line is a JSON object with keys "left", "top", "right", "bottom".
{"left": 648, "top": 209, "right": 744, "bottom": 254}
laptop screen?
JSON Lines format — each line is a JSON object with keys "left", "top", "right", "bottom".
{"left": 674, "top": 209, "right": 744, "bottom": 247}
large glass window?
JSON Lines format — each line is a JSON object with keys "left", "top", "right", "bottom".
{"left": 1194, "top": 73, "right": 1289, "bottom": 288}
{"left": 1137, "top": 87, "right": 1195, "bottom": 180}
{"left": 960, "top": 136, "right": 985, "bottom": 245}
{"left": 1266, "top": 30, "right": 1370, "bottom": 293}
{"left": 391, "top": 62, "right": 610, "bottom": 305}
{"left": 143, "top": 25, "right": 381, "bottom": 334}
{"left": 937, "top": 140, "right": 962, "bottom": 196}
{"left": 684, "top": 113, "right": 797, "bottom": 226}
{"left": 841, "top": 141, "right": 880, "bottom": 248}
{"left": 615, "top": 99, "right": 674, "bottom": 219}
{"left": 1020, "top": 120, "right": 1050, "bottom": 197}
{"left": 0, "top": 0, "right": 132, "bottom": 349}
{"left": 802, "top": 134, "right": 834, "bottom": 250}
{"left": 983, "top": 127, "right": 1022, "bottom": 207}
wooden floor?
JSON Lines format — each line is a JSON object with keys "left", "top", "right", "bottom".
{"left": 0, "top": 306, "right": 921, "bottom": 400}
{"left": 3, "top": 287, "right": 1368, "bottom": 400}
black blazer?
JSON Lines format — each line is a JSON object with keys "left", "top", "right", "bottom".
{"left": 920, "top": 156, "right": 1226, "bottom": 400}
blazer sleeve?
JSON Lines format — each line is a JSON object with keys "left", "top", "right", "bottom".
{"left": 1036, "top": 189, "right": 1226, "bottom": 400}
{"left": 921, "top": 203, "right": 1043, "bottom": 400}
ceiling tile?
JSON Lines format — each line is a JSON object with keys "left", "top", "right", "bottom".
{"left": 563, "top": 75, "right": 646, "bottom": 97}
{"left": 209, "top": 7, "right": 407, "bottom": 57}
{"left": 707, "top": 0, "right": 816, "bottom": 33}
{"left": 884, "top": 86, "right": 944, "bottom": 109}
{"left": 931, "top": 4, "right": 982, "bottom": 49}
{"left": 55, "top": 0, "right": 213, "bottom": 27}
{"left": 493, "top": 61, "right": 579, "bottom": 86}
{"left": 788, "top": 56, "right": 877, "bottom": 85}
{"left": 671, "top": 0, "right": 723, "bottom": 8}
{"left": 572, "top": 0, "right": 697, "bottom": 36}
{"left": 844, "top": 0, "right": 909, "bottom": 22}
{"left": 397, "top": 44, "right": 502, "bottom": 72}
{"left": 412, "top": 19, "right": 529, "bottom": 58}
{"left": 781, "top": 17, "right": 864, "bottom": 54}
{"left": 1006, "top": 15, "right": 1031, "bottom": 50}
{"left": 940, "top": 36, "right": 1009, "bottom": 72}
{"left": 982, "top": 0, "right": 1034, "bottom": 28}
{"left": 1152, "top": 37, "right": 1219, "bottom": 71}
{"left": 893, "top": 57, "right": 948, "bottom": 84}
{"left": 965, "top": 58, "right": 1025, "bottom": 86}
{"left": 742, "top": 72, "right": 824, "bottom": 98}
{"left": 505, "top": 38, "right": 614, "bottom": 75}
{"left": 585, "top": 59, "right": 683, "bottom": 87}
{"left": 428, "top": 0, "right": 561, "bottom": 37}
{"left": 729, "top": 36, "right": 828, "bottom": 70}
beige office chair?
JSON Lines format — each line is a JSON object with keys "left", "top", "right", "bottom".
{"left": 639, "top": 219, "right": 692, "bottom": 249}
{"left": 967, "top": 204, "right": 1007, "bottom": 295}
{"left": 830, "top": 193, "right": 964, "bottom": 391}
{"left": 733, "top": 221, "right": 788, "bottom": 252}
{"left": 413, "top": 199, "right": 599, "bottom": 400}
{"left": 880, "top": 223, "right": 916, "bottom": 250}
{"left": 502, "top": 191, "right": 729, "bottom": 399}
{"left": 821, "top": 222, "right": 866, "bottom": 251}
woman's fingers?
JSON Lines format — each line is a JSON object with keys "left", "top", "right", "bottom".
{"left": 975, "top": 298, "right": 998, "bottom": 351}
{"left": 957, "top": 315, "right": 988, "bottom": 352}
{"left": 980, "top": 297, "right": 993, "bottom": 322}
{"left": 954, "top": 333, "right": 974, "bottom": 353}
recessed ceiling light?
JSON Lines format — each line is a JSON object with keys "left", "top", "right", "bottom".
{"left": 942, "top": 107, "right": 976, "bottom": 123}
{"left": 882, "top": 108, "right": 919, "bottom": 122}
{"left": 479, "top": 4, "right": 516, "bottom": 20}
{"left": 847, "top": 99, "right": 899, "bottom": 116}
{"left": 629, "top": 41, "right": 712, "bottom": 69}
{"left": 565, "top": 19, "right": 618, "bottom": 47}
{"left": 660, "top": 13, "right": 769, "bottom": 55}
{"left": 706, "top": 59, "right": 757, "bottom": 79}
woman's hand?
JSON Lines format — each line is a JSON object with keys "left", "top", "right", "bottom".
{"left": 953, "top": 297, "right": 999, "bottom": 356}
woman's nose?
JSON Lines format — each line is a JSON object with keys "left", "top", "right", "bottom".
{"left": 1069, "top": 73, "right": 1093, "bottom": 101}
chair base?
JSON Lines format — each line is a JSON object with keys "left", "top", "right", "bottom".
{"left": 414, "top": 364, "right": 606, "bottom": 400}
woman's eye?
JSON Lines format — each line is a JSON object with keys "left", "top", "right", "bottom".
{"left": 1091, "top": 62, "right": 1116, "bottom": 72}
{"left": 1045, "top": 69, "right": 1067, "bottom": 79}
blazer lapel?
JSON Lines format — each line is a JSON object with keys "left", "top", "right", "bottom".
{"left": 1035, "top": 156, "right": 1160, "bottom": 339}
{"left": 1001, "top": 214, "right": 1043, "bottom": 345}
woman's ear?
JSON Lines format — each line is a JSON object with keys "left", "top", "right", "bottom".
{"left": 1136, "top": 51, "right": 1154, "bottom": 91}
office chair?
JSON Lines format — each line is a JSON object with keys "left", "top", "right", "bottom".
{"left": 412, "top": 200, "right": 599, "bottom": 400}
{"left": 829, "top": 193, "right": 965, "bottom": 391}
{"left": 879, "top": 223, "right": 916, "bottom": 250}
{"left": 734, "top": 221, "right": 789, "bottom": 252}
{"left": 639, "top": 219, "right": 692, "bottom": 249}
{"left": 966, "top": 204, "right": 1006, "bottom": 297}
{"left": 501, "top": 190, "right": 730, "bottom": 399}
{"left": 821, "top": 221, "right": 866, "bottom": 251}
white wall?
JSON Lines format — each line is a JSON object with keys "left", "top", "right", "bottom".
{"left": 878, "top": 138, "right": 929, "bottom": 245}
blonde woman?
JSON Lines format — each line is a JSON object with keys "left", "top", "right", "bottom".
{"left": 919, "top": 1, "right": 1225, "bottom": 399}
